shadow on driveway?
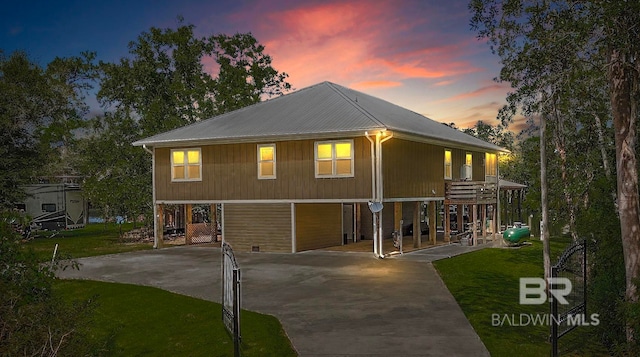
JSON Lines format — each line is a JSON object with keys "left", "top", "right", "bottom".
{"left": 58, "top": 246, "right": 489, "bottom": 356}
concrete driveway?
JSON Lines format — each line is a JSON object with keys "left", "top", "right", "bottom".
{"left": 58, "top": 245, "right": 489, "bottom": 356}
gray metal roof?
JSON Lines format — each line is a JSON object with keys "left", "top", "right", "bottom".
{"left": 133, "top": 81, "right": 506, "bottom": 152}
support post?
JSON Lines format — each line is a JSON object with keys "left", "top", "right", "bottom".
{"left": 413, "top": 201, "right": 421, "bottom": 248}
{"left": 444, "top": 203, "right": 450, "bottom": 242}
{"left": 155, "top": 204, "right": 164, "bottom": 248}
{"left": 429, "top": 201, "right": 437, "bottom": 245}
{"left": 457, "top": 204, "right": 464, "bottom": 234}
{"left": 472, "top": 205, "right": 478, "bottom": 246}
{"left": 394, "top": 202, "right": 402, "bottom": 245}
{"left": 211, "top": 203, "right": 218, "bottom": 242}
{"left": 185, "top": 204, "right": 192, "bottom": 245}
{"left": 355, "top": 203, "right": 361, "bottom": 242}
{"left": 481, "top": 204, "right": 487, "bottom": 244}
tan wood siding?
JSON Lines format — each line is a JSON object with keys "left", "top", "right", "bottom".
{"left": 382, "top": 138, "right": 446, "bottom": 198}
{"left": 155, "top": 137, "right": 372, "bottom": 201}
{"left": 472, "top": 151, "right": 485, "bottom": 180}
{"left": 295, "top": 203, "right": 342, "bottom": 251}
{"left": 223, "top": 203, "right": 291, "bottom": 252}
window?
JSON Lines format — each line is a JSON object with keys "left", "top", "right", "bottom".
{"left": 485, "top": 153, "right": 497, "bottom": 176}
{"left": 444, "top": 149, "right": 452, "bottom": 179}
{"left": 258, "top": 144, "right": 276, "bottom": 179}
{"left": 42, "top": 203, "right": 56, "bottom": 212}
{"left": 171, "top": 148, "right": 202, "bottom": 181}
{"left": 315, "top": 140, "right": 354, "bottom": 178}
{"left": 466, "top": 153, "right": 473, "bottom": 166}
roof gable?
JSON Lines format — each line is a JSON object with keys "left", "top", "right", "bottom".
{"left": 133, "top": 81, "right": 506, "bottom": 152}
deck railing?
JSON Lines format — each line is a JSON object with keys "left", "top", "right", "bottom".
{"left": 444, "top": 181, "right": 497, "bottom": 204}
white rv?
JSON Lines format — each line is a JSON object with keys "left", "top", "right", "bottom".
{"left": 18, "top": 183, "right": 87, "bottom": 230}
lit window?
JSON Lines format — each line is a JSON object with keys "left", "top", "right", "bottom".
{"left": 258, "top": 144, "right": 276, "bottom": 179}
{"left": 444, "top": 149, "right": 452, "bottom": 179}
{"left": 171, "top": 148, "right": 201, "bottom": 181}
{"left": 315, "top": 140, "right": 354, "bottom": 178}
{"left": 466, "top": 153, "right": 473, "bottom": 166}
{"left": 485, "top": 153, "right": 497, "bottom": 177}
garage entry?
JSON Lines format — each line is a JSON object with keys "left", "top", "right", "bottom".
{"left": 295, "top": 203, "right": 342, "bottom": 252}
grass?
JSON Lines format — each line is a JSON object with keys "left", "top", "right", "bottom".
{"left": 433, "top": 238, "right": 608, "bottom": 357}
{"left": 54, "top": 280, "right": 297, "bottom": 357}
{"left": 24, "top": 223, "right": 152, "bottom": 262}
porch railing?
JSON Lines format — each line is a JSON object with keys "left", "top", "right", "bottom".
{"left": 445, "top": 181, "right": 497, "bottom": 205}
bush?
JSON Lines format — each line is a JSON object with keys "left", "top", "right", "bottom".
{"left": 0, "top": 211, "right": 110, "bottom": 356}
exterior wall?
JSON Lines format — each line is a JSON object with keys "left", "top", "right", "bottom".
{"left": 155, "top": 137, "right": 372, "bottom": 202}
{"left": 382, "top": 138, "right": 444, "bottom": 198}
{"left": 295, "top": 203, "right": 342, "bottom": 251}
{"left": 382, "top": 138, "right": 489, "bottom": 199}
{"left": 223, "top": 203, "right": 291, "bottom": 252}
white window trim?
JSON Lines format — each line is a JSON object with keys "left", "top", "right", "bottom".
{"left": 257, "top": 143, "right": 276, "bottom": 180}
{"left": 314, "top": 140, "right": 355, "bottom": 178}
{"left": 171, "top": 148, "right": 202, "bottom": 182}
{"left": 444, "top": 149, "right": 452, "bottom": 180}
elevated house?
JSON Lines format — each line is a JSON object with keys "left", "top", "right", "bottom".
{"left": 133, "top": 81, "right": 507, "bottom": 256}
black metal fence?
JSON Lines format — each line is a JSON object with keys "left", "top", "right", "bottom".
{"left": 550, "top": 239, "right": 587, "bottom": 357}
{"left": 222, "top": 241, "right": 241, "bottom": 357}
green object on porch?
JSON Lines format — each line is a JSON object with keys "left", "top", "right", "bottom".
{"left": 503, "top": 227, "right": 530, "bottom": 243}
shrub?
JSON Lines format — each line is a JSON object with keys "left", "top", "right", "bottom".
{"left": 0, "top": 211, "right": 110, "bottom": 356}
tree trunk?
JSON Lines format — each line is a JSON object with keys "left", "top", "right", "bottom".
{"left": 541, "top": 113, "right": 551, "bottom": 281}
{"left": 593, "top": 113, "right": 612, "bottom": 181}
{"left": 609, "top": 48, "right": 640, "bottom": 341}
{"left": 551, "top": 103, "right": 579, "bottom": 242}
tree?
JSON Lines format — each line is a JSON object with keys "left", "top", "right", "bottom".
{"left": 212, "top": 33, "right": 291, "bottom": 113}
{"left": 0, "top": 50, "right": 95, "bottom": 208}
{"left": 83, "top": 22, "right": 290, "bottom": 223}
{"left": 74, "top": 111, "right": 151, "bottom": 228}
{"left": 470, "top": 0, "right": 640, "bottom": 346}
{"left": 0, "top": 211, "right": 108, "bottom": 356}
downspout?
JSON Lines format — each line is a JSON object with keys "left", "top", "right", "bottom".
{"left": 143, "top": 144, "right": 159, "bottom": 249}
{"left": 377, "top": 132, "right": 393, "bottom": 258}
{"left": 365, "top": 132, "right": 378, "bottom": 257}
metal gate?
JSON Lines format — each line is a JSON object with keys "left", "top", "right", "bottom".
{"left": 550, "top": 239, "right": 587, "bottom": 357}
{"left": 222, "top": 242, "right": 241, "bottom": 357}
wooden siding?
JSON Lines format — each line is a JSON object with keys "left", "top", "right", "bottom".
{"left": 382, "top": 138, "right": 445, "bottom": 198}
{"left": 383, "top": 138, "right": 491, "bottom": 198}
{"left": 295, "top": 203, "right": 342, "bottom": 251}
{"left": 223, "top": 203, "right": 291, "bottom": 252}
{"left": 155, "top": 137, "right": 372, "bottom": 201}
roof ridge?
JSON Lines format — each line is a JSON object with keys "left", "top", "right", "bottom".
{"left": 325, "top": 82, "right": 387, "bottom": 129}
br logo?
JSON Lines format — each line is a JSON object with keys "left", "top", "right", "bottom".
{"left": 519, "top": 278, "right": 572, "bottom": 305}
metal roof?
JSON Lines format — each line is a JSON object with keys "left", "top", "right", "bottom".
{"left": 133, "top": 81, "right": 507, "bottom": 152}
{"left": 499, "top": 179, "right": 527, "bottom": 190}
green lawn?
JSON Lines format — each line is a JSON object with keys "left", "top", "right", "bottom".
{"left": 433, "top": 238, "right": 608, "bottom": 357}
{"left": 25, "top": 223, "right": 152, "bottom": 261}
{"left": 54, "top": 280, "right": 297, "bottom": 357}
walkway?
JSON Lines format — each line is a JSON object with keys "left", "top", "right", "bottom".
{"left": 58, "top": 244, "right": 491, "bottom": 356}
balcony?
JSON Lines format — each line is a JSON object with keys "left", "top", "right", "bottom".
{"left": 444, "top": 180, "right": 498, "bottom": 205}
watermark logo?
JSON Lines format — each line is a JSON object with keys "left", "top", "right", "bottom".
{"left": 490, "top": 277, "right": 599, "bottom": 327}
{"left": 491, "top": 313, "right": 599, "bottom": 327}
{"left": 519, "top": 277, "right": 572, "bottom": 305}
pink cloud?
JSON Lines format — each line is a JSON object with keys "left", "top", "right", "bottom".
{"left": 437, "top": 83, "right": 509, "bottom": 103}
{"left": 220, "top": 0, "right": 485, "bottom": 90}
{"left": 350, "top": 80, "right": 403, "bottom": 90}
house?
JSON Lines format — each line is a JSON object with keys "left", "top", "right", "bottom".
{"left": 133, "top": 81, "right": 507, "bottom": 256}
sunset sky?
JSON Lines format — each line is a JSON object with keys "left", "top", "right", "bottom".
{"left": 1, "top": 0, "right": 523, "bottom": 131}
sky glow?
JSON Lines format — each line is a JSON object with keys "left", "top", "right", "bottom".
{"left": 1, "top": 0, "right": 525, "bottom": 131}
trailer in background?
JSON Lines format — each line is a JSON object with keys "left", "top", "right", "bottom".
{"left": 17, "top": 183, "right": 87, "bottom": 230}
